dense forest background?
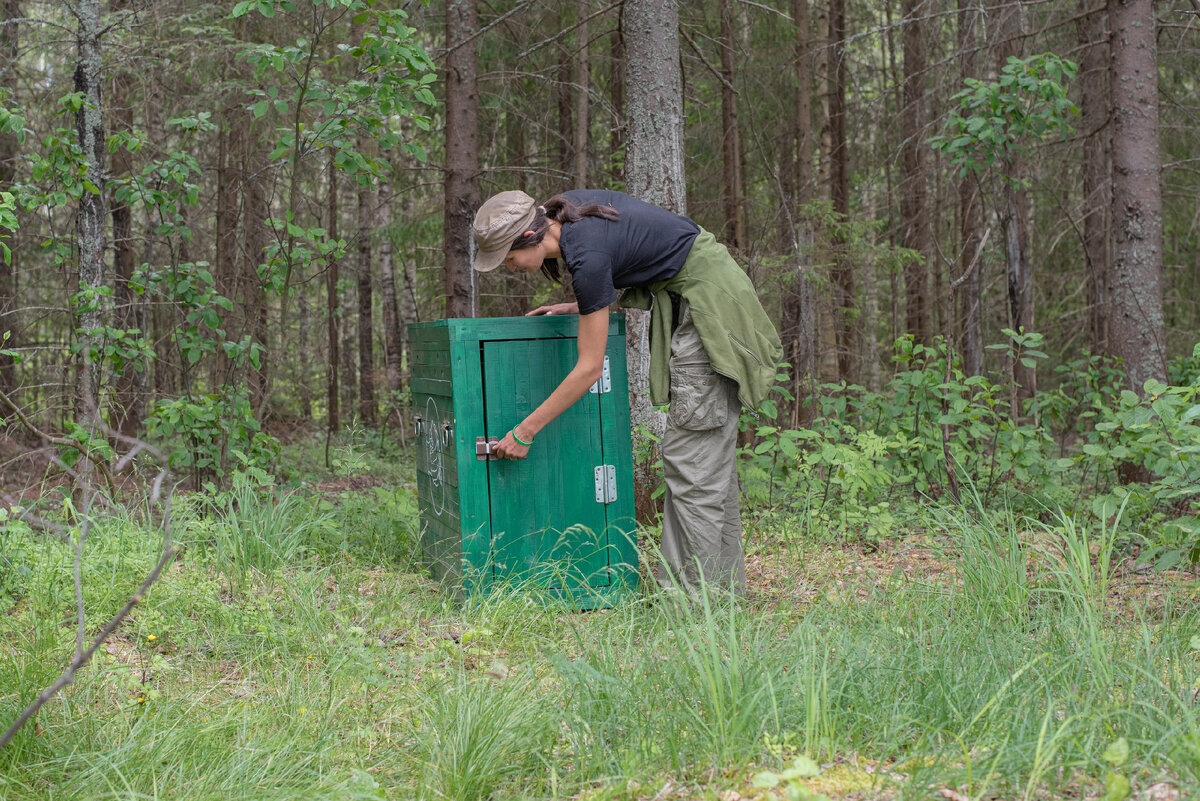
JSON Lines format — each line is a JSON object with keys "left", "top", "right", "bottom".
{"left": 0, "top": 0, "right": 1196, "bottom": 495}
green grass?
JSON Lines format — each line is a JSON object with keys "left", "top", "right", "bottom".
{"left": 1, "top": 447, "right": 1198, "bottom": 800}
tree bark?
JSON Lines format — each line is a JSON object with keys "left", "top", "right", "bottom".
{"left": 243, "top": 136, "right": 269, "bottom": 411}
{"left": 109, "top": 41, "right": 139, "bottom": 437}
{"left": 444, "top": 0, "right": 479, "bottom": 319}
{"left": 780, "top": 0, "right": 817, "bottom": 428}
{"left": 1079, "top": 1, "right": 1109, "bottom": 356}
{"left": 1108, "top": 0, "right": 1166, "bottom": 391}
{"left": 957, "top": 0, "right": 984, "bottom": 376}
{"left": 997, "top": 1, "right": 1035, "bottom": 408}
{"left": 828, "top": 0, "right": 855, "bottom": 382}
{"left": 378, "top": 181, "right": 403, "bottom": 429}
{"left": 900, "top": 0, "right": 929, "bottom": 346}
{"left": 357, "top": 175, "right": 376, "bottom": 427}
{"left": 73, "top": 0, "right": 107, "bottom": 447}
{"left": 557, "top": 4, "right": 573, "bottom": 191}
{"left": 719, "top": 0, "right": 743, "bottom": 250}
{"left": 609, "top": 4, "right": 625, "bottom": 184}
{"left": 624, "top": 0, "right": 685, "bottom": 520}
{"left": 0, "top": 0, "right": 19, "bottom": 400}
{"left": 574, "top": 0, "right": 590, "bottom": 188}
{"left": 327, "top": 159, "right": 340, "bottom": 434}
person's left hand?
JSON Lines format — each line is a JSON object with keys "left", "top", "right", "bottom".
{"left": 526, "top": 302, "right": 578, "bottom": 317}
{"left": 492, "top": 430, "right": 530, "bottom": 460}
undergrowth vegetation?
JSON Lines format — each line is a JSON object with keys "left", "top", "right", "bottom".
{"left": 742, "top": 337, "right": 1200, "bottom": 569}
{"left": 1, "top": 337, "right": 1198, "bottom": 799}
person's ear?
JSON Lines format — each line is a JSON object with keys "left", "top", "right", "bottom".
{"left": 524, "top": 230, "right": 535, "bottom": 237}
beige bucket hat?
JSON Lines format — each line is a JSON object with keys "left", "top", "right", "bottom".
{"left": 472, "top": 190, "right": 538, "bottom": 272}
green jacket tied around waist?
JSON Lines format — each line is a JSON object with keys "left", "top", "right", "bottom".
{"left": 621, "top": 228, "right": 783, "bottom": 411}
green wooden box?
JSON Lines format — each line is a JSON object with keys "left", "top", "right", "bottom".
{"left": 408, "top": 314, "right": 637, "bottom": 607}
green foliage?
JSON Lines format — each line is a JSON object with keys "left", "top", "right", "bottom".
{"left": 742, "top": 335, "right": 1059, "bottom": 543}
{"left": 752, "top": 755, "right": 831, "bottom": 801}
{"left": 234, "top": 0, "right": 436, "bottom": 173}
{"left": 145, "top": 385, "right": 278, "bottom": 480}
{"left": 0, "top": 190, "right": 17, "bottom": 266}
{"left": 742, "top": 336, "right": 1200, "bottom": 566}
{"left": 931, "top": 53, "right": 1078, "bottom": 186}
{"left": 1082, "top": 361, "right": 1200, "bottom": 571}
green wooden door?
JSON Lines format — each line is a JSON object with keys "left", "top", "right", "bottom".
{"left": 483, "top": 337, "right": 613, "bottom": 590}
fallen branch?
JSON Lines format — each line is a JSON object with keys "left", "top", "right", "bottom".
{"left": 0, "top": 425, "right": 177, "bottom": 750}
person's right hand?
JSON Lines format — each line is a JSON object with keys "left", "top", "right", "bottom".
{"left": 526, "top": 302, "right": 579, "bottom": 317}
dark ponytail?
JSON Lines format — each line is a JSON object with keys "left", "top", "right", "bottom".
{"left": 509, "top": 193, "right": 620, "bottom": 283}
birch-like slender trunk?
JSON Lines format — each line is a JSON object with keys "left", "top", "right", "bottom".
{"left": 73, "top": 0, "right": 106, "bottom": 449}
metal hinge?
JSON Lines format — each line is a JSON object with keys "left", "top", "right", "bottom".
{"left": 593, "top": 464, "right": 617, "bottom": 504}
{"left": 588, "top": 355, "right": 612, "bottom": 394}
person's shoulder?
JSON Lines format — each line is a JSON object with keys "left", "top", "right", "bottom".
{"left": 564, "top": 188, "right": 625, "bottom": 207}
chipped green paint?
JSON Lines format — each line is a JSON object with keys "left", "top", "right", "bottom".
{"left": 408, "top": 315, "right": 637, "bottom": 608}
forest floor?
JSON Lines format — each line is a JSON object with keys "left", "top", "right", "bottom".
{"left": 0, "top": 433, "right": 1198, "bottom": 800}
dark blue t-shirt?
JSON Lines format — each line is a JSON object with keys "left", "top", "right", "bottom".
{"left": 557, "top": 190, "right": 700, "bottom": 315}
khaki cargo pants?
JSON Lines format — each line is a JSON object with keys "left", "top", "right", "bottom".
{"left": 656, "top": 301, "right": 746, "bottom": 596}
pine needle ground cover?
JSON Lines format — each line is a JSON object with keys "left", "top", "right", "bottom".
{"left": 0, "top": 447, "right": 1197, "bottom": 801}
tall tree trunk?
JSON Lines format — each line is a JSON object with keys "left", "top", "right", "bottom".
{"left": 1079, "top": 1, "right": 1109, "bottom": 356}
{"left": 828, "top": 0, "right": 855, "bottom": 382}
{"left": 443, "top": 0, "right": 478, "bottom": 319}
{"left": 1108, "top": 0, "right": 1165, "bottom": 391}
{"left": 73, "top": 0, "right": 106, "bottom": 454}
{"left": 997, "top": 1, "right": 1035, "bottom": 409}
{"left": 609, "top": 4, "right": 624, "bottom": 184}
{"left": 557, "top": 4, "right": 572, "bottom": 190}
{"left": 958, "top": 0, "right": 984, "bottom": 376}
{"left": 357, "top": 177, "right": 376, "bottom": 426}
{"left": 719, "top": 0, "right": 743, "bottom": 250}
{"left": 0, "top": 0, "right": 19, "bottom": 400}
{"left": 624, "top": 0, "right": 685, "bottom": 520}
{"left": 900, "top": 0, "right": 929, "bottom": 346}
{"left": 378, "top": 181, "right": 403, "bottom": 430}
{"left": 574, "top": 0, "right": 590, "bottom": 188}
{"left": 244, "top": 137, "right": 269, "bottom": 410}
{"left": 780, "top": 0, "right": 817, "bottom": 428}
{"left": 109, "top": 41, "right": 139, "bottom": 437}
{"left": 326, "top": 159, "right": 340, "bottom": 435}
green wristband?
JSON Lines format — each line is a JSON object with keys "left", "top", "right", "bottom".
{"left": 511, "top": 428, "right": 533, "bottom": 447}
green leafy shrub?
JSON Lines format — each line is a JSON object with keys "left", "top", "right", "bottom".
{"left": 1083, "top": 363, "right": 1200, "bottom": 570}
{"left": 146, "top": 385, "right": 278, "bottom": 482}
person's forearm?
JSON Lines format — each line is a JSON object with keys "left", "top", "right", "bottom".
{"left": 517, "top": 362, "right": 603, "bottom": 440}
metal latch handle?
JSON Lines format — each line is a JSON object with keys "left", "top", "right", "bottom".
{"left": 476, "top": 436, "right": 500, "bottom": 460}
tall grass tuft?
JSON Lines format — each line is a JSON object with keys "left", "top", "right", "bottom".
{"left": 935, "top": 487, "right": 1030, "bottom": 627}
{"left": 201, "top": 469, "right": 335, "bottom": 592}
{"left": 412, "top": 673, "right": 554, "bottom": 801}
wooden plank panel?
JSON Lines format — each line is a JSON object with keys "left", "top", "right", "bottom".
{"left": 598, "top": 332, "right": 638, "bottom": 589}
{"left": 485, "top": 337, "right": 610, "bottom": 591}
{"left": 450, "top": 338, "right": 493, "bottom": 583}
